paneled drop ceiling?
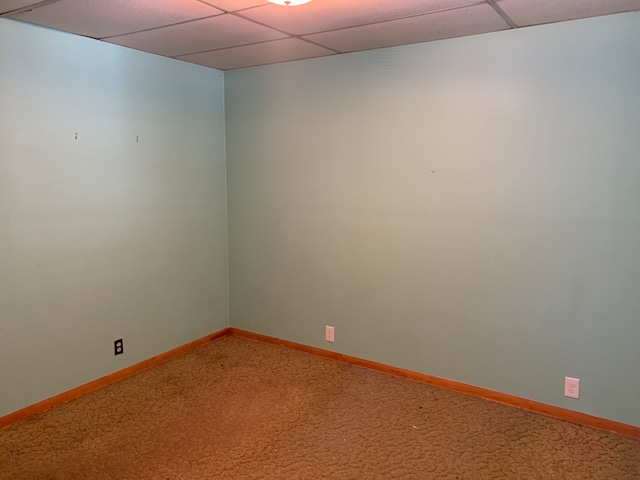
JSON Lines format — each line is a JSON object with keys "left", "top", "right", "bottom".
{"left": 2, "top": 0, "right": 640, "bottom": 70}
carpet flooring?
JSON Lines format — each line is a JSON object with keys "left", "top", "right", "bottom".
{"left": 1, "top": 335, "right": 639, "bottom": 479}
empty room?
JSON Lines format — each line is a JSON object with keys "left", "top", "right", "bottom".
{"left": 1, "top": 0, "right": 639, "bottom": 478}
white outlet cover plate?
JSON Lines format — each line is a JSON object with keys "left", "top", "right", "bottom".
{"left": 564, "top": 377, "right": 580, "bottom": 399}
{"left": 325, "top": 325, "right": 335, "bottom": 342}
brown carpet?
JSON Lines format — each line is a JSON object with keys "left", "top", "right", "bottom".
{"left": 1, "top": 336, "right": 639, "bottom": 479}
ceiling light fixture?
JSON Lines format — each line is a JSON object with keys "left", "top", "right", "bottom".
{"left": 268, "top": 0, "right": 311, "bottom": 5}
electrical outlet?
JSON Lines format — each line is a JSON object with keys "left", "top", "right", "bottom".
{"left": 564, "top": 377, "right": 579, "bottom": 399}
{"left": 325, "top": 326, "right": 335, "bottom": 343}
{"left": 114, "top": 339, "right": 124, "bottom": 356}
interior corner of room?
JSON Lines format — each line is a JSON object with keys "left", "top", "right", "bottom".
{"left": 1, "top": 10, "right": 639, "bottom": 433}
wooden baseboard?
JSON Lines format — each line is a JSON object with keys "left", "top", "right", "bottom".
{"left": 228, "top": 328, "right": 640, "bottom": 441}
{"left": 0, "top": 328, "right": 231, "bottom": 430}
{"left": 4, "top": 326, "right": 638, "bottom": 441}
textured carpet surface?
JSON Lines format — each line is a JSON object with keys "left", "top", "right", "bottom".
{"left": 2, "top": 336, "right": 639, "bottom": 479}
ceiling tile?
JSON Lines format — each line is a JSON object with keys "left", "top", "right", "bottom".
{"left": 0, "top": 0, "right": 45, "bottom": 14}
{"left": 177, "top": 37, "right": 334, "bottom": 70}
{"left": 9, "top": 0, "right": 222, "bottom": 38}
{"left": 7, "top": 0, "right": 638, "bottom": 70}
{"left": 305, "top": 4, "right": 510, "bottom": 53}
{"left": 106, "top": 14, "right": 287, "bottom": 57}
{"left": 497, "top": 0, "right": 640, "bottom": 27}
{"left": 240, "top": 0, "right": 482, "bottom": 35}
{"left": 198, "top": 0, "right": 269, "bottom": 12}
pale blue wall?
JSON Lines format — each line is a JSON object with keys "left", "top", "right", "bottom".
{"left": 0, "top": 20, "right": 228, "bottom": 417}
{"left": 3, "top": 12, "right": 639, "bottom": 428}
{"left": 225, "top": 13, "right": 640, "bottom": 426}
